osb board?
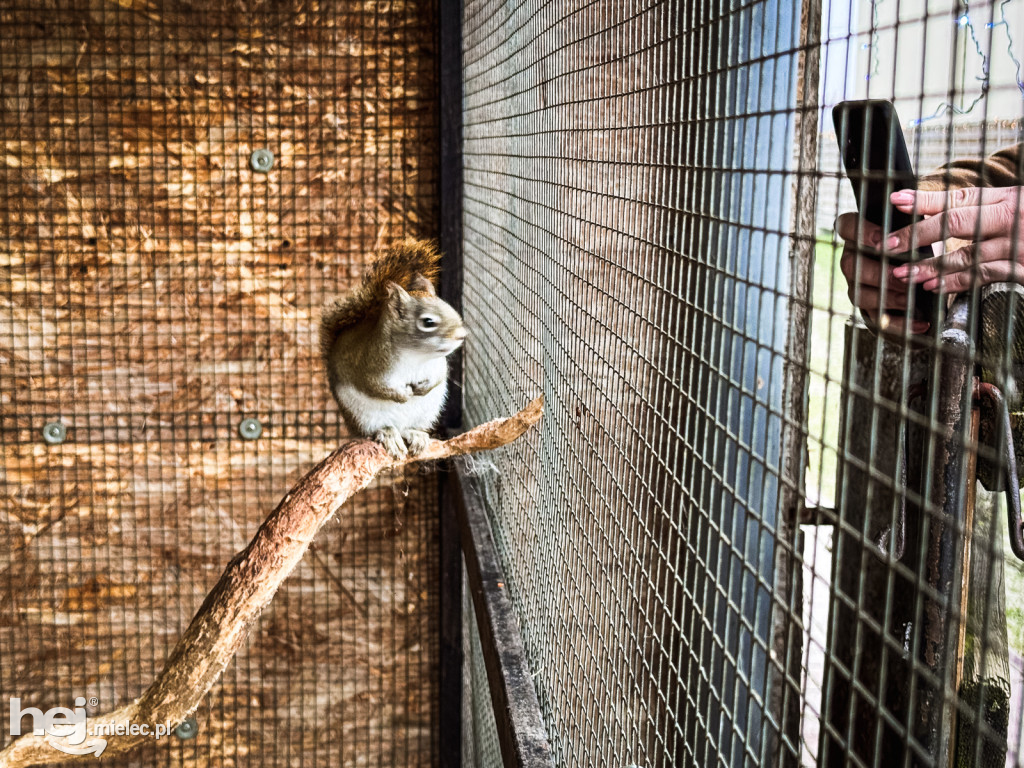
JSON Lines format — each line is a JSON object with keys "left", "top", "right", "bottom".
{"left": 0, "top": 0, "right": 438, "bottom": 430}
{"left": 0, "top": 0, "right": 440, "bottom": 766}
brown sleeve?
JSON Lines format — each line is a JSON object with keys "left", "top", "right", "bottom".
{"left": 918, "top": 142, "right": 1023, "bottom": 191}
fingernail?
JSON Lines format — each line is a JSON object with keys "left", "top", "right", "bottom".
{"left": 893, "top": 264, "right": 909, "bottom": 279}
{"left": 891, "top": 190, "right": 914, "bottom": 205}
{"left": 886, "top": 235, "right": 900, "bottom": 249}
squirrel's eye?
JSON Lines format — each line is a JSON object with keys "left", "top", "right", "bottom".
{"left": 417, "top": 315, "right": 439, "bottom": 332}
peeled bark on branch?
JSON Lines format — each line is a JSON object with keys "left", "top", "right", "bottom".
{"left": 0, "top": 396, "right": 543, "bottom": 768}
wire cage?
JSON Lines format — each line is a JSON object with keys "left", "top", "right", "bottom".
{"left": 2, "top": 1, "right": 1024, "bottom": 768}
{"left": 1, "top": 1, "right": 440, "bottom": 765}
{"left": 456, "top": 1, "right": 1024, "bottom": 767}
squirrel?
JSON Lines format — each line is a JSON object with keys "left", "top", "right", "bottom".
{"left": 320, "top": 239, "right": 466, "bottom": 458}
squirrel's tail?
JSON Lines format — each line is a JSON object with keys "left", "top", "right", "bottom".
{"left": 319, "top": 239, "right": 443, "bottom": 361}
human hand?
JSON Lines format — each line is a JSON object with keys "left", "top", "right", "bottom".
{"left": 836, "top": 211, "right": 929, "bottom": 334}
{"left": 887, "top": 186, "right": 1024, "bottom": 293}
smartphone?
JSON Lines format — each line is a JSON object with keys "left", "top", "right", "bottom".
{"left": 832, "top": 100, "right": 936, "bottom": 324}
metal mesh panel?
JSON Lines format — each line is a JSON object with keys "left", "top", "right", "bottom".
{"left": 461, "top": 1, "right": 798, "bottom": 765}
{"left": 460, "top": 563, "right": 503, "bottom": 768}
{"left": 0, "top": 1, "right": 439, "bottom": 765}
{"left": 460, "top": 1, "right": 1024, "bottom": 767}
{"left": 810, "top": 4, "right": 1024, "bottom": 767}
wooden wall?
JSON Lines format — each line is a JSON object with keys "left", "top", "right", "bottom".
{"left": 0, "top": 1, "right": 440, "bottom": 765}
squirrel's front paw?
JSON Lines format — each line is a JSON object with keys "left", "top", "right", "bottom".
{"left": 410, "top": 378, "right": 440, "bottom": 397}
{"left": 374, "top": 426, "right": 408, "bottom": 459}
{"left": 402, "top": 429, "right": 431, "bottom": 456}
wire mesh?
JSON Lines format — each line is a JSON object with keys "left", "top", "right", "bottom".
{"left": 461, "top": 1, "right": 795, "bottom": 765}
{"left": 459, "top": 1, "right": 1024, "bottom": 767}
{"left": 0, "top": 1, "right": 440, "bottom": 766}
{"left": 460, "top": 564, "right": 503, "bottom": 768}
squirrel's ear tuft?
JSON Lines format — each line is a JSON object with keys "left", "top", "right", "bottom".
{"left": 409, "top": 273, "right": 436, "bottom": 296}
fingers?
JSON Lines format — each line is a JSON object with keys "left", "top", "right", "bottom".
{"left": 840, "top": 243, "right": 905, "bottom": 289}
{"left": 875, "top": 313, "right": 931, "bottom": 336}
{"left": 922, "top": 259, "right": 1024, "bottom": 294}
{"left": 841, "top": 243, "right": 915, "bottom": 330}
{"left": 885, "top": 186, "right": 1024, "bottom": 254}
{"left": 884, "top": 200, "right": 1013, "bottom": 253}
{"left": 840, "top": 244, "right": 882, "bottom": 286}
{"left": 848, "top": 284, "right": 908, "bottom": 312}
{"left": 835, "top": 211, "right": 928, "bottom": 335}
{"left": 890, "top": 187, "right": 988, "bottom": 216}
{"left": 835, "top": 212, "right": 882, "bottom": 248}
{"left": 893, "top": 238, "right": 1016, "bottom": 285}
{"left": 894, "top": 237, "right": 1023, "bottom": 293}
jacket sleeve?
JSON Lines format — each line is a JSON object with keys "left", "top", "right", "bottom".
{"left": 918, "top": 142, "right": 1023, "bottom": 191}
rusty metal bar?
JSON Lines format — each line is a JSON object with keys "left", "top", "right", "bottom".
{"left": 913, "top": 296, "right": 974, "bottom": 767}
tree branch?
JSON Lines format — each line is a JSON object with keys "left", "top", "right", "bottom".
{"left": 0, "top": 396, "right": 543, "bottom": 767}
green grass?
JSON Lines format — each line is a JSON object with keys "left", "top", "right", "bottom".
{"left": 1006, "top": 528, "right": 1024, "bottom": 654}
{"left": 805, "top": 236, "right": 853, "bottom": 507}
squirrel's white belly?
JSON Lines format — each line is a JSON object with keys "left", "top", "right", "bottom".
{"left": 335, "top": 357, "right": 449, "bottom": 435}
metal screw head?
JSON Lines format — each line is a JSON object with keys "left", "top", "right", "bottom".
{"left": 42, "top": 422, "right": 66, "bottom": 445}
{"left": 239, "top": 418, "right": 263, "bottom": 440}
{"left": 174, "top": 716, "right": 198, "bottom": 740}
{"left": 250, "top": 148, "right": 274, "bottom": 173}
